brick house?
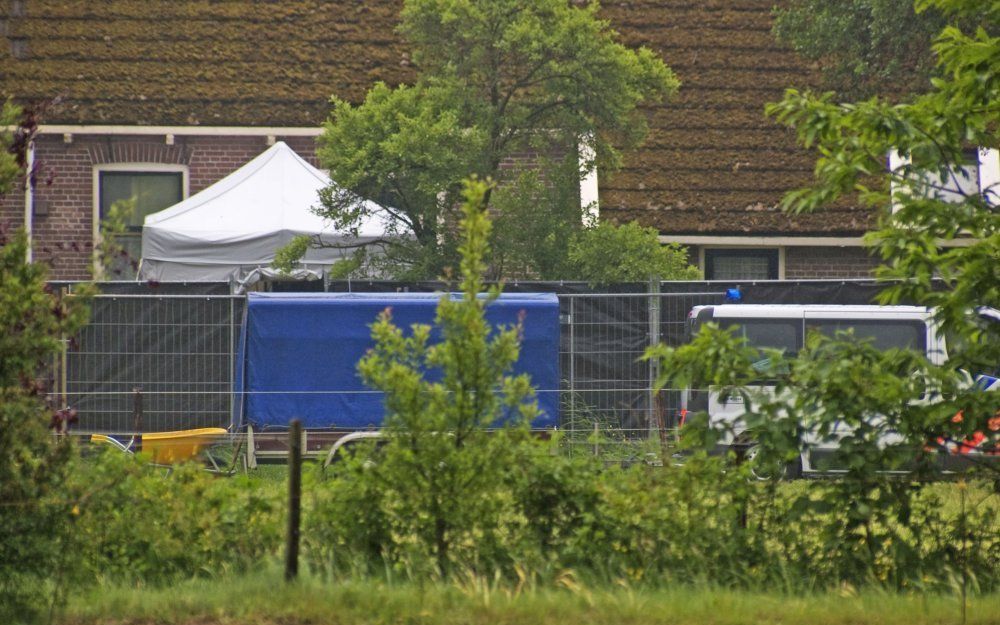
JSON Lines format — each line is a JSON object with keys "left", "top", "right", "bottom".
{"left": 2, "top": 0, "right": 885, "bottom": 281}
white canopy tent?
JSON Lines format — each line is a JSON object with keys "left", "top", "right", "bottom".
{"left": 139, "top": 141, "right": 393, "bottom": 284}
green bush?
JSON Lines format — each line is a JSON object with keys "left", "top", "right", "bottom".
{"left": 567, "top": 221, "right": 701, "bottom": 285}
{"left": 0, "top": 229, "right": 91, "bottom": 624}
{"left": 306, "top": 444, "right": 999, "bottom": 592}
{"left": 67, "top": 450, "right": 283, "bottom": 585}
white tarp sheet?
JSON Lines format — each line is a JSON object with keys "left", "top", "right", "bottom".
{"left": 139, "top": 141, "right": 390, "bottom": 283}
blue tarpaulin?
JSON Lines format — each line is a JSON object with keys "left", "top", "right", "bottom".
{"left": 234, "top": 292, "right": 560, "bottom": 430}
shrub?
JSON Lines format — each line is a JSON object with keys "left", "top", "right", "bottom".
{"left": 0, "top": 229, "right": 91, "bottom": 623}
{"left": 567, "top": 222, "right": 701, "bottom": 285}
{"left": 67, "top": 450, "right": 283, "bottom": 586}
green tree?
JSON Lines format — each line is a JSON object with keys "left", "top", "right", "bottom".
{"left": 567, "top": 221, "right": 701, "bottom": 285}
{"left": 767, "top": 0, "right": 999, "bottom": 376}
{"left": 651, "top": 0, "right": 999, "bottom": 586}
{"left": 0, "top": 102, "right": 92, "bottom": 623}
{"left": 330, "top": 179, "right": 540, "bottom": 575}
{"left": 0, "top": 101, "right": 23, "bottom": 193}
{"left": 0, "top": 237, "right": 91, "bottom": 620}
{"left": 773, "top": 0, "right": 950, "bottom": 98}
{"left": 304, "top": 0, "right": 678, "bottom": 280}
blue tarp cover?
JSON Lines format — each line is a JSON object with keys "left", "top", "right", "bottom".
{"left": 235, "top": 292, "right": 560, "bottom": 429}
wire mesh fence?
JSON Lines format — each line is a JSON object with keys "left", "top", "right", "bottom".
{"left": 559, "top": 291, "right": 724, "bottom": 454}
{"left": 53, "top": 285, "right": 724, "bottom": 437}
{"left": 58, "top": 294, "right": 242, "bottom": 433}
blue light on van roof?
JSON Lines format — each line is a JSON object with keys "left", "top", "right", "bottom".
{"left": 725, "top": 287, "right": 742, "bottom": 303}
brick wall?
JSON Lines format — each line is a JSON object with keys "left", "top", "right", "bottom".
{"left": 0, "top": 133, "right": 319, "bottom": 280}
{"left": 784, "top": 246, "right": 879, "bottom": 279}
{"left": 0, "top": 131, "right": 886, "bottom": 282}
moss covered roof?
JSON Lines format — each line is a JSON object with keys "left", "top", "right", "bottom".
{"left": 598, "top": 0, "right": 874, "bottom": 235}
{"left": 1, "top": 0, "right": 874, "bottom": 235}
{"left": 1, "top": 1, "right": 411, "bottom": 126}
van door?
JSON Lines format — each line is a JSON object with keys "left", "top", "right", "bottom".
{"left": 802, "top": 311, "right": 930, "bottom": 471}
{"left": 708, "top": 315, "right": 803, "bottom": 446}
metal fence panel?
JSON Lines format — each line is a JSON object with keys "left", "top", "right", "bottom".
{"left": 64, "top": 294, "right": 242, "bottom": 433}
{"left": 560, "top": 291, "right": 724, "bottom": 446}
{"left": 58, "top": 281, "right": 885, "bottom": 435}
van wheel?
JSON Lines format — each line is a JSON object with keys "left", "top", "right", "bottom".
{"left": 732, "top": 436, "right": 802, "bottom": 481}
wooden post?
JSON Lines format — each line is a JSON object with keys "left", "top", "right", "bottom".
{"left": 285, "top": 419, "right": 302, "bottom": 582}
{"left": 131, "top": 387, "right": 143, "bottom": 433}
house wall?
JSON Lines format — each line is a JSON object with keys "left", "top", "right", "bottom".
{"left": 0, "top": 133, "right": 319, "bottom": 279}
{"left": 784, "top": 246, "right": 878, "bottom": 279}
{"left": 0, "top": 131, "right": 884, "bottom": 282}
{"left": 684, "top": 244, "right": 879, "bottom": 280}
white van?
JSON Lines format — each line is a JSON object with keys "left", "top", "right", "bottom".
{"left": 680, "top": 304, "right": 948, "bottom": 478}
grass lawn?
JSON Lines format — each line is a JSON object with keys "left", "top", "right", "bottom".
{"left": 62, "top": 571, "right": 1000, "bottom": 625}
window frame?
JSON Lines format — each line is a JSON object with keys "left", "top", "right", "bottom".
{"left": 889, "top": 147, "right": 999, "bottom": 212}
{"left": 92, "top": 163, "right": 189, "bottom": 277}
{"left": 702, "top": 247, "right": 782, "bottom": 281}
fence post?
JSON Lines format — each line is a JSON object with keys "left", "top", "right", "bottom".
{"left": 59, "top": 285, "right": 68, "bottom": 408}
{"left": 568, "top": 295, "right": 576, "bottom": 445}
{"left": 647, "top": 277, "right": 661, "bottom": 440}
{"left": 285, "top": 419, "right": 302, "bottom": 582}
{"left": 131, "top": 387, "right": 143, "bottom": 433}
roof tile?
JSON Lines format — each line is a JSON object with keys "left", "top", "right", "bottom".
{"left": 1, "top": 0, "right": 873, "bottom": 235}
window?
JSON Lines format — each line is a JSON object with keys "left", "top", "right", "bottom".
{"left": 889, "top": 147, "right": 999, "bottom": 210}
{"left": 719, "top": 319, "right": 802, "bottom": 355}
{"left": 704, "top": 248, "right": 779, "bottom": 280}
{"left": 806, "top": 319, "right": 927, "bottom": 352}
{"left": 95, "top": 167, "right": 185, "bottom": 278}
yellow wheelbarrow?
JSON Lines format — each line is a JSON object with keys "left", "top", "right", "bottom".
{"left": 90, "top": 427, "right": 238, "bottom": 473}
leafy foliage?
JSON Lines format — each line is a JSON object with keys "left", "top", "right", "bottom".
{"left": 303, "top": 0, "right": 678, "bottom": 279}
{"left": 648, "top": 0, "right": 1000, "bottom": 593}
{"left": 765, "top": 0, "right": 1000, "bottom": 374}
{"left": 271, "top": 233, "right": 312, "bottom": 275}
{"left": 312, "top": 179, "right": 541, "bottom": 576}
{"left": 759, "top": 0, "right": 1000, "bottom": 468}
{"left": 567, "top": 221, "right": 701, "bottom": 285}
{"left": 306, "top": 175, "right": 998, "bottom": 591}
{"left": 773, "top": 0, "right": 950, "bottom": 98}
{"left": 0, "top": 105, "right": 93, "bottom": 622}
{"left": 0, "top": 230, "right": 91, "bottom": 623}
{"left": 0, "top": 100, "right": 23, "bottom": 194}
{"left": 67, "top": 450, "right": 282, "bottom": 585}
{"left": 310, "top": 443, "right": 999, "bottom": 590}
{"left": 93, "top": 198, "right": 139, "bottom": 279}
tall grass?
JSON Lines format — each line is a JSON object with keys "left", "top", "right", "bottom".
{"left": 62, "top": 569, "right": 1000, "bottom": 625}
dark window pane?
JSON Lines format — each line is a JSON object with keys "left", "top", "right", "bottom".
{"left": 807, "top": 319, "right": 926, "bottom": 351}
{"left": 720, "top": 319, "right": 801, "bottom": 354}
{"left": 704, "top": 249, "right": 778, "bottom": 280}
{"left": 100, "top": 172, "right": 183, "bottom": 231}
{"left": 99, "top": 171, "right": 183, "bottom": 279}
{"left": 101, "top": 235, "right": 142, "bottom": 279}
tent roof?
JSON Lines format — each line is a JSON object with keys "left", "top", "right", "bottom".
{"left": 144, "top": 141, "right": 386, "bottom": 240}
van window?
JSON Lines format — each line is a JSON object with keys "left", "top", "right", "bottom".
{"left": 806, "top": 319, "right": 927, "bottom": 351}
{"left": 719, "top": 319, "right": 802, "bottom": 355}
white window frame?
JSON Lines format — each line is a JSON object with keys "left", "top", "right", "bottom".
{"left": 979, "top": 147, "right": 1000, "bottom": 203}
{"left": 889, "top": 147, "right": 999, "bottom": 212}
{"left": 92, "top": 163, "right": 189, "bottom": 276}
{"left": 699, "top": 246, "right": 785, "bottom": 281}
{"left": 577, "top": 134, "right": 599, "bottom": 224}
